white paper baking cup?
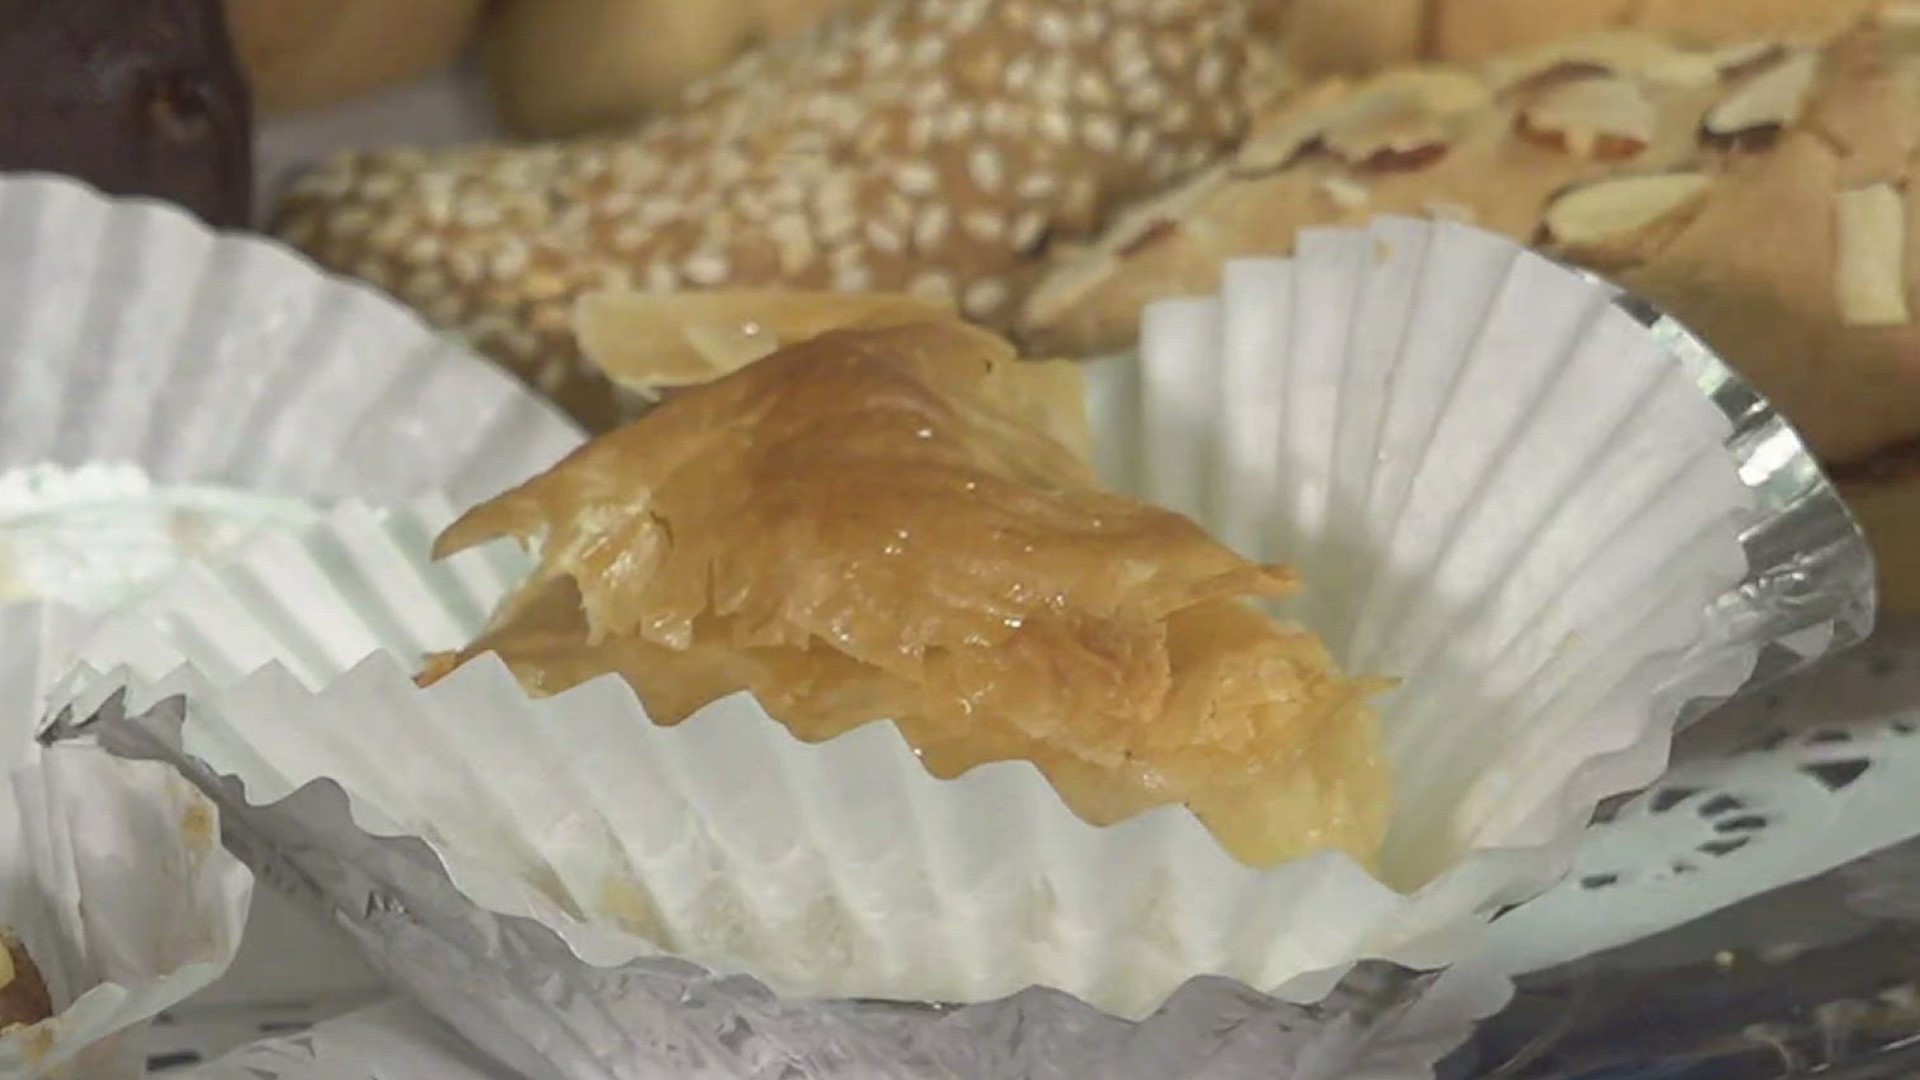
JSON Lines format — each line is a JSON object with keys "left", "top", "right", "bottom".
{"left": 0, "top": 172, "right": 581, "bottom": 508}
{"left": 51, "top": 220, "right": 1872, "bottom": 1079}
{"left": 0, "top": 462, "right": 319, "bottom": 612}
{"left": 0, "top": 171, "right": 584, "bottom": 1032}
{"left": 0, "top": 604, "right": 251, "bottom": 1080}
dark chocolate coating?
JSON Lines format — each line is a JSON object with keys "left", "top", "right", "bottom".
{"left": 0, "top": 0, "right": 253, "bottom": 227}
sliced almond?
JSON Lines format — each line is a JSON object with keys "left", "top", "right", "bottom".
{"left": 1319, "top": 71, "right": 1488, "bottom": 171}
{"left": 1101, "top": 168, "right": 1227, "bottom": 256}
{"left": 1542, "top": 173, "right": 1713, "bottom": 259}
{"left": 1320, "top": 175, "right": 1370, "bottom": 211}
{"left": 1234, "top": 79, "right": 1354, "bottom": 175}
{"left": 1834, "top": 184, "right": 1911, "bottom": 327}
{"left": 576, "top": 290, "right": 959, "bottom": 398}
{"left": 1359, "top": 68, "right": 1494, "bottom": 117}
{"left": 1703, "top": 49, "right": 1818, "bottom": 147}
{"left": 1324, "top": 104, "right": 1451, "bottom": 169}
{"left": 1021, "top": 251, "right": 1115, "bottom": 338}
{"left": 1516, "top": 76, "right": 1656, "bottom": 160}
{"left": 1708, "top": 41, "right": 1787, "bottom": 78}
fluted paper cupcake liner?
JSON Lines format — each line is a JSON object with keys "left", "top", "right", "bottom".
{"left": 51, "top": 220, "right": 1872, "bottom": 1079}
{"left": 0, "top": 604, "right": 251, "bottom": 1080}
{"left": 0, "top": 173, "right": 583, "bottom": 1024}
{"left": 0, "top": 173, "right": 581, "bottom": 509}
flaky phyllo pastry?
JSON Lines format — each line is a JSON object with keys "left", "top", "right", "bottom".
{"left": 423, "top": 318, "right": 1391, "bottom": 868}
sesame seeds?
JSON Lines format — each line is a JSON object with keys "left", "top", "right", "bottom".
{"left": 1017, "top": 172, "right": 1058, "bottom": 200}
{"left": 909, "top": 269, "right": 957, "bottom": 301}
{"left": 1034, "top": 10, "right": 1074, "bottom": 47}
{"left": 896, "top": 162, "right": 940, "bottom": 196}
{"left": 967, "top": 146, "right": 1006, "bottom": 194}
{"left": 1011, "top": 211, "right": 1050, "bottom": 253}
{"left": 490, "top": 245, "right": 531, "bottom": 282}
{"left": 684, "top": 251, "right": 732, "bottom": 286}
{"left": 1082, "top": 116, "right": 1123, "bottom": 154}
{"left": 833, "top": 261, "right": 874, "bottom": 293}
{"left": 1038, "top": 109, "right": 1074, "bottom": 145}
{"left": 963, "top": 276, "right": 1011, "bottom": 317}
{"left": 913, "top": 206, "right": 953, "bottom": 251}
{"left": 963, "top": 210, "right": 1008, "bottom": 244}
{"left": 865, "top": 219, "right": 908, "bottom": 255}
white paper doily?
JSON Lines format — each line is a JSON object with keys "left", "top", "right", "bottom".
{"left": 1485, "top": 615, "right": 1920, "bottom": 976}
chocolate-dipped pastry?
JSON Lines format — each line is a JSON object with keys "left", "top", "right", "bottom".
{"left": 0, "top": 0, "right": 252, "bottom": 227}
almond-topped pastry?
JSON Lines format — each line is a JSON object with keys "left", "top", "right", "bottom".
{"left": 0, "top": 931, "right": 53, "bottom": 1032}
{"left": 422, "top": 318, "right": 1390, "bottom": 868}
{"left": 1276, "top": 0, "right": 1880, "bottom": 77}
{"left": 1023, "top": 26, "right": 1920, "bottom": 467}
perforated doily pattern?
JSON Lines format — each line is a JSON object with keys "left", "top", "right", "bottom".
{"left": 1486, "top": 616, "right": 1920, "bottom": 976}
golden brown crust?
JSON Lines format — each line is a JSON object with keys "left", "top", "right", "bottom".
{"left": 1432, "top": 0, "right": 1640, "bottom": 64}
{"left": 1632, "top": 0, "right": 1878, "bottom": 50}
{"left": 1276, "top": 0, "right": 1429, "bottom": 79}
{"left": 1024, "top": 28, "right": 1920, "bottom": 465}
{"left": 273, "top": 0, "right": 1261, "bottom": 431}
{"left": 1427, "top": 0, "right": 1872, "bottom": 64}
{"left": 426, "top": 320, "right": 1389, "bottom": 868}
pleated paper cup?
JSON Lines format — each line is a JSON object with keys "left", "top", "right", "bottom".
{"left": 0, "top": 172, "right": 583, "bottom": 1036}
{"left": 0, "top": 605, "right": 251, "bottom": 1080}
{"left": 0, "top": 172, "right": 581, "bottom": 518}
{"left": 51, "top": 220, "right": 1871, "bottom": 1079}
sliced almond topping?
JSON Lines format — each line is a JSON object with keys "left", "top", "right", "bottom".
{"left": 1516, "top": 76, "right": 1655, "bottom": 161}
{"left": 1326, "top": 108, "right": 1452, "bottom": 170}
{"left": 1021, "top": 251, "right": 1113, "bottom": 336}
{"left": 1234, "top": 79, "right": 1354, "bottom": 175}
{"left": 1834, "top": 184, "right": 1911, "bottom": 327}
{"left": 1703, "top": 50, "right": 1818, "bottom": 147}
{"left": 1708, "top": 41, "right": 1786, "bottom": 79}
{"left": 1362, "top": 69, "right": 1494, "bottom": 117}
{"left": 1101, "top": 168, "right": 1225, "bottom": 257}
{"left": 1321, "top": 72, "right": 1488, "bottom": 171}
{"left": 1320, "top": 175, "right": 1370, "bottom": 211}
{"left": 1238, "top": 70, "right": 1486, "bottom": 176}
{"left": 1543, "top": 173, "right": 1713, "bottom": 250}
